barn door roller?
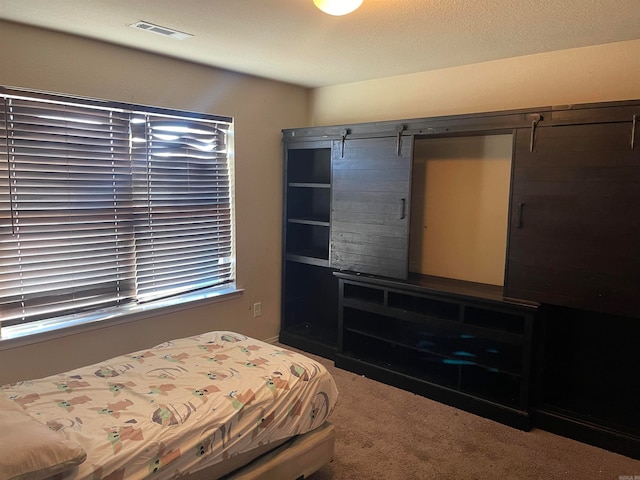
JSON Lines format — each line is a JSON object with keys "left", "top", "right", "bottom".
{"left": 396, "top": 124, "right": 406, "bottom": 156}
{"left": 529, "top": 114, "right": 543, "bottom": 152}
{"left": 340, "top": 128, "right": 349, "bottom": 157}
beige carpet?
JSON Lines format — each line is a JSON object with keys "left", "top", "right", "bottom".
{"left": 290, "top": 347, "right": 640, "bottom": 480}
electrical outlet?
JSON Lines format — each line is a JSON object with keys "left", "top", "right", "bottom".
{"left": 253, "top": 302, "right": 262, "bottom": 318}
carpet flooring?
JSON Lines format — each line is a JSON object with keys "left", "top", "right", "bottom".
{"left": 291, "top": 347, "right": 640, "bottom": 480}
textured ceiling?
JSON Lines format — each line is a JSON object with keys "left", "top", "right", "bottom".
{"left": 1, "top": 0, "right": 639, "bottom": 88}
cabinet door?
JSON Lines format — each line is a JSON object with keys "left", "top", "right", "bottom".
{"left": 505, "top": 122, "right": 640, "bottom": 317}
{"left": 330, "top": 136, "right": 413, "bottom": 279}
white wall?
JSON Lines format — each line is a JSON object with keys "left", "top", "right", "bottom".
{"left": 311, "top": 39, "right": 640, "bottom": 125}
{"left": 0, "top": 21, "right": 309, "bottom": 384}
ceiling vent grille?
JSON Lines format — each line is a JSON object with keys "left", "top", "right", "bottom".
{"left": 129, "top": 21, "right": 193, "bottom": 40}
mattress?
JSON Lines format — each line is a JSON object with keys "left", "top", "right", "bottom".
{"left": 0, "top": 331, "right": 339, "bottom": 479}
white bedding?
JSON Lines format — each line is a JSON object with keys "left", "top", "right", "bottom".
{"left": 0, "top": 331, "right": 339, "bottom": 479}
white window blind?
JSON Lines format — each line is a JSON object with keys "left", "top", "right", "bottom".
{"left": 130, "top": 114, "right": 233, "bottom": 302}
{"left": 0, "top": 88, "right": 234, "bottom": 330}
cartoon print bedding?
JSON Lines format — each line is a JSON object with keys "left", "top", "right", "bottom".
{"left": 1, "top": 331, "right": 339, "bottom": 479}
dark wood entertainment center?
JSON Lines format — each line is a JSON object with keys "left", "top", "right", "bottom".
{"left": 279, "top": 100, "right": 640, "bottom": 459}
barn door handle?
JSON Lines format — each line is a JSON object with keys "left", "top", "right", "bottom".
{"left": 516, "top": 203, "right": 525, "bottom": 228}
{"left": 400, "top": 198, "right": 406, "bottom": 219}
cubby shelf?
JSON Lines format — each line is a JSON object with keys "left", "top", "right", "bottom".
{"left": 281, "top": 144, "right": 337, "bottom": 355}
{"left": 335, "top": 272, "right": 538, "bottom": 430}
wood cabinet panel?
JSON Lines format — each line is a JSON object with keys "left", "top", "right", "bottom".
{"left": 330, "top": 136, "right": 413, "bottom": 279}
{"left": 506, "top": 122, "right": 640, "bottom": 316}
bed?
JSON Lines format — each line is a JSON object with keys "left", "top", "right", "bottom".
{"left": 0, "top": 331, "right": 339, "bottom": 480}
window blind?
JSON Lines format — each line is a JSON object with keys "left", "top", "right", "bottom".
{"left": 0, "top": 89, "right": 234, "bottom": 329}
{"left": 130, "top": 114, "right": 233, "bottom": 302}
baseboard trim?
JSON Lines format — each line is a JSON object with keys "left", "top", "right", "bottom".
{"left": 536, "top": 409, "right": 640, "bottom": 460}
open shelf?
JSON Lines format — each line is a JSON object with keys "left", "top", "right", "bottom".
{"left": 281, "top": 144, "right": 336, "bottom": 357}
{"left": 286, "top": 185, "right": 330, "bottom": 224}
{"left": 336, "top": 272, "right": 538, "bottom": 428}
{"left": 283, "top": 263, "right": 337, "bottom": 345}
{"left": 287, "top": 148, "right": 331, "bottom": 184}
{"left": 285, "top": 223, "right": 330, "bottom": 261}
{"left": 284, "top": 145, "right": 332, "bottom": 266}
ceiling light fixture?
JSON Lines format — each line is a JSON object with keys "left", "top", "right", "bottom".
{"left": 313, "top": 0, "right": 363, "bottom": 16}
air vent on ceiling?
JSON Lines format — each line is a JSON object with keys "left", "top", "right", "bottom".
{"left": 129, "top": 21, "right": 193, "bottom": 40}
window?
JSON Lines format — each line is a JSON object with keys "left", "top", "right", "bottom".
{"left": 0, "top": 87, "right": 235, "bottom": 336}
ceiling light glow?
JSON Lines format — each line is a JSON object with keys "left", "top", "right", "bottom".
{"left": 313, "top": 0, "right": 363, "bottom": 16}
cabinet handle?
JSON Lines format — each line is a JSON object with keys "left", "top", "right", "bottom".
{"left": 400, "top": 198, "right": 406, "bottom": 219}
{"left": 632, "top": 114, "right": 637, "bottom": 150}
{"left": 516, "top": 203, "right": 525, "bottom": 228}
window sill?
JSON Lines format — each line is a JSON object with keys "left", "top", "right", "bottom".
{"left": 0, "top": 285, "right": 244, "bottom": 351}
